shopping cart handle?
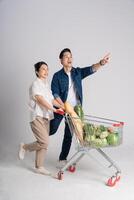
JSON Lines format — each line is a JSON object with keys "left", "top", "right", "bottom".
{"left": 56, "top": 109, "right": 65, "bottom": 115}
{"left": 113, "top": 122, "right": 124, "bottom": 127}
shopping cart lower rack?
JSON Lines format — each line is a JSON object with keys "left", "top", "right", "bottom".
{"left": 57, "top": 114, "right": 124, "bottom": 187}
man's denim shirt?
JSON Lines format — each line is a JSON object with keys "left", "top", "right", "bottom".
{"left": 51, "top": 66, "right": 96, "bottom": 105}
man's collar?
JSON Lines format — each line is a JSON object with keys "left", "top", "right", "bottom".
{"left": 61, "top": 67, "right": 75, "bottom": 74}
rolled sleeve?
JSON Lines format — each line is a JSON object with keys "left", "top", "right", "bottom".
{"left": 53, "top": 93, "right": 60, "bottom": 99}
{"left": 32, "top": 82, "right": 43, "bottom": 99}
{"left": 51, "top": 74, "right": 60, "bottom": 99}
{"left": 80, "top": 66, "right": 96, "bottom": 79}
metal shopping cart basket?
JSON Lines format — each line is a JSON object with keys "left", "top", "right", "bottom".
{"left": 57, "top": 114, "right": 124, "bottom": 187}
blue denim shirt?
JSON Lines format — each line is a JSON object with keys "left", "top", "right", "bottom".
{"left": 51, "top": 66, "right": 96, "bottom": 104}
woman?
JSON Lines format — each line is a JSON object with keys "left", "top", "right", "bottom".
{"left": 18, "top": 61, "right": 64, "bottom": 175}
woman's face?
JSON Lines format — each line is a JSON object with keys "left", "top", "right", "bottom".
{"left": 37, "top": 64, "right": 48, "bottom": 80}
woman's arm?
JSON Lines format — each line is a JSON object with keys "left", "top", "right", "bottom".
{"left": 35, "top": 95, "right": 57, "bottom": 112}
{"left": 35, "top": 95, "right": 64, "bottom": 114}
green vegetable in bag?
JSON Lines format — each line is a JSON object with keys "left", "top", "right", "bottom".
{"left": 100, "top": 131, "right": 109, "bottom": 139}
{"left": 85, "top": 134, "right": 96, "bottom": 143}
{"left": 83, "top": 123, "right": 95, "bottom": 135}
{"left": 74, "top": 104, "right": 84, "bottom": 120}
{"left": 99, "top": 125, "right": 107, "bottom": 132}
{"left": 91, "top": 138, "right": 102, "bottom": 148}
{"left": 100, "top": 138, "right": 108, "bottom": 147}
{"left": 107, "top": 133, "right": 119, "bottom": 146}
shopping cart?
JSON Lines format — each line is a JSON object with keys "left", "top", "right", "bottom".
{"left": 57, "top": 114, "right": 124, "bottom": 187}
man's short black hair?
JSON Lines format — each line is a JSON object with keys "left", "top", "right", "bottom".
{"left": 59, "top": 48, "right": 72, "bottom": 59}
{"left": 34, "top": 61, "right": 48, "bottom": 77}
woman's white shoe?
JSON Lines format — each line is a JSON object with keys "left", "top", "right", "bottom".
{"left": 35, "top": 167, "right": 51, "bottom": 175}
{"left": 18, "top": 143, "right": 26, "bottom": 160}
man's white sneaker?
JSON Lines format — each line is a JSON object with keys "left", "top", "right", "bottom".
{"left": 35, "top": 167, "right": 51, "bottom": 175}
{"left": 18, "top": 143, "right": 26, "bottom": 160}
{"left": 56, "top": 160, "right": 67, "bottom": 169}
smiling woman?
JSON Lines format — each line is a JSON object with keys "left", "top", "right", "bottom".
{"left": 18, "top": 61, "right": 64, "bottom": 175}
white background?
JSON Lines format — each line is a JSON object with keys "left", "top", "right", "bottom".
{"left": 0, "top": 0, "right": 134, "bottom": 200}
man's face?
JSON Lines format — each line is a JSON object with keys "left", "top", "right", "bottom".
{"left": 60, "top": 52, "right": 73, "bottom": 68}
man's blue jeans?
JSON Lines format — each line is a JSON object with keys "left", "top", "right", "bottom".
{"left": 49, "top": 113, "right": 72, "bottom": 161}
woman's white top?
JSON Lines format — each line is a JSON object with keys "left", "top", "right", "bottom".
{"left": 29, "top": 78, "right": 54, "bottom": 122}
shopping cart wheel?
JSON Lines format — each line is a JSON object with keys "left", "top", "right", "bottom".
{"left": 116, "top": 174, "right": 121, "bottom": 182}
{"left": 106, "top": 176, "right": 116, "bottom": 187}
{"left": 68, "top": 165, "right": 76, "bottom": 173}
{"left": 57, "top": 171, "right": 64, "bottom": 180}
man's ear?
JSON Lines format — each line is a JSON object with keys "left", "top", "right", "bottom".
{"left": 60, "top": 59, "right": 63, "bottom": 65}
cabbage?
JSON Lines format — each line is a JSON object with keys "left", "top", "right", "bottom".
{"left": 107, "top": 133, "right": 119, "bottom": 146}
{"left": 100, "top": 131, "right": 109, "bottom": 139}
{"left": 91, "top": 138, "right": 102, "bottom": 148}
{"left": 100, "top": 138, "right": 108, "bottom": 147}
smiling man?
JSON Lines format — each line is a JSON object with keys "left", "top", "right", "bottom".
{"left": 49, "top": 48, "right": 110, "bottom": 168}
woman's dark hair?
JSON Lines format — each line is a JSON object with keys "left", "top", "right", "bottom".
{"left": 59, "top": 48, "right": 72, "bottom": 59}
{"left": 34, "top": 61, "right": 48, "bottom": 77}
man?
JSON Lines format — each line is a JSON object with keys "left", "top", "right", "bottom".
{"left": 50, "top": 48, "right": 110, "bottom": 167}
